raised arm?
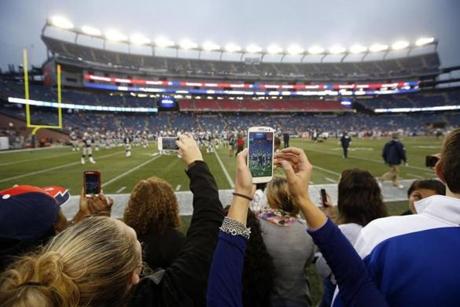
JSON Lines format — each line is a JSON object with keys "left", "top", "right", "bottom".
{"left": 207, "top": 149, "right": 254, "bottom": 307}
{"left": 275, "top": 148, "right": 388, "bottom": 307}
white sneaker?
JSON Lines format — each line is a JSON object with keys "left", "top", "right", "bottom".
{"left": 81, "top": 158, "right": 85, "bottom": 165}
{"left": 126, "top": 151, "right": 131, "bottom": 157}
{"left": 397, "top": 184, "right": 404, "bottom": 189}
{"left": 90, "top": 157, "right": 96, "bottom": 164}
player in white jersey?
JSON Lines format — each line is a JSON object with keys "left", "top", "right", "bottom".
{"left": 81, "top": 132, "right": 96, "bottom": 164}
{"left": 124, "top": 133, "right": 132, "bottom": 157}
{"left": 69, "top": 130, "right": 79, "bottom": 152}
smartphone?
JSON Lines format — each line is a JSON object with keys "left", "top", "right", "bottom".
{"left": 247, "top": 127, "right": 275, "bottom": 184}
{"left": 320, "top": 188, "right": 327, "bottom": 206}
{"left": 425, "top": 155, "right": 439, "bottom": 168}
{"left": 158, "top": 137, "right": 179, "bottom": 151}
{"left": 84, "top": 171, "right": 101, "bottom": 195}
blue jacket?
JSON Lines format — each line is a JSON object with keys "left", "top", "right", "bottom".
{"left": 382, "top": 140, "right": 406, "bottom": 165}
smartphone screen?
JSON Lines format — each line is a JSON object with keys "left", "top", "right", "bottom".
{"left": 320, "top": 188, "right": 327, "bottom": 206}
{"left": 248, "top": 129, "right": 274, "bottom": 182}
{"left": 162, "top": 137, "right": 179, "bottom": 150}
{"left": 84, "top": 172, "right": 101, "bottom": 195}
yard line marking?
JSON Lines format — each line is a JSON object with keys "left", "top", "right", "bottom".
{"left": 213, "top": 148, "right": 235, "bottom": 188}
{"left": 0, "top": 151, "right": 77, "bottom": 166}
{"left": 116, "top": 186, "right": 126, "bottom": 193}
{"left": 325, "top": 177, "right": 336, "bottom": 183}
{"left": 314, "top": 165, "right": 341, "bottom": 176}
{"left": 102, "top": 153, "right": 160, "bottom": 187}
{"left": 304, "top": 147, "right": 433, "bottom": 173}
{"left": 176, "top": 185, "right": 181, "bottom": 191}
{"left": 0, "top": 146, "right": 67, "bottom": 154}
{"left": 0, "top": 151, "right": 122, "bottom": 183}
{"left": 408, "top": 173, "right": 424, "bottom": 179}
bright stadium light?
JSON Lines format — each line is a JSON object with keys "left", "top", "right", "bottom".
{"left": 392, "top": 40, "right": 410, "bottom": 50}
{"left": 287, "top": 44, "right": 304, "bottom": 55}
{"left": 105, "top": 29, "right": 127, "bottom": 42}
{"left": 369, "top": 43, "right": 388, "bottom": 52}
{"left": 415, "top": 37, "right": 435, "bottom": 46}
{"left": 130, "top": 33, "right": 151, "bottom": 45}
{"left": 154, "top": 36, "right": 175, "bottom": 48}
{"left": 308, "top": 45, "right": 325, "bottom": 54}
{"left": 179, "top": 39, "right": 198, "bottom": 50}
{"left": 329, "top": 45, "right": 346, "bottom": 54}
{"left": 224, "top": 43, "right": 242, "bottom": 53}
{"left": 202, "top": 41, "right": 221, "bottom": 51}
{"left": 267, "top": 44, "right": 283, "bottom": 54}
{"left": 246, "top": 44, "right": 263, "bottom": 53}
{"left": 49, "top": 16, "right": 74, "bottom": 29}
{"left": 81, "top": 25, "right": 102, "bottom": 36}
{"left": 349, "top": 44, "right": 368, "bottom": 54}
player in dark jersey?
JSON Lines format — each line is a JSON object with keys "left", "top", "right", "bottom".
{"left": 81, "top": 132, "right": 96, "bottom": 164}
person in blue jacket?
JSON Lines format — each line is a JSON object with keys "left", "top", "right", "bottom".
{"left": 380, "top": 133, "right": 407, "bottom": 188}
{"left": 207, "top": 148, "right": 388, "bottom": 307}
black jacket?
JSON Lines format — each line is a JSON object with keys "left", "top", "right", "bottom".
{"left": 382, "top": 139, "right": 407, "bottom": 166}
{"left": 129, "top": 161, "right": 225, "bottom": 307}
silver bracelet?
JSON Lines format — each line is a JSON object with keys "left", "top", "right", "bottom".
{"left": 220, "top": 217, "right": 251, "bottom": 240}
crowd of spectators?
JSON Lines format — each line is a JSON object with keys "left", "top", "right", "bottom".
{"left": 1, "top": 129, "right": 459, "bottom": 307}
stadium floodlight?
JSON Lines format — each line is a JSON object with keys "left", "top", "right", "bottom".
{"left": 154, "top": 36, "right": 175, "bottom": 48}
{"left": 349, "top": 44, "right": 368, "bottom": 54}
{"left": 287, "top": 44, "right": 304, "bottom": 55}
{"left": 329, "top": 45, "right": 346, "bottom": 54}
{"left": 246, "top": 44, "right": 263, "bottom": 53}
{"left": 224, "top": 43, "right": 242, "bottom": 53}
{"left": 392, "top": 40, "right": 410, "bottom": 50}
{"left": 267, "top": 44, "right": 283, "bottom": 54}
{"left": 179, "top": 39, "right": 198, "bottom": 50}
{"left": 130, "top": 33, "right": 151, "bottom": 45}
{"left": 49, "top": 16, "right": 74, "bottom": 30}
{"left": 308, "top": 46, "right": 325, "bottom": 54}
{"left": 369, "top": 43, "right": 388, "bottom": 52}
{"left": 202, "top": 41, "right": 221, "bottom": 51}
{"left": 415, "top": 37, "right": 435, "bottom": 46}
{"left": 105, "top": 29, "right": 127, "bottom": 42}
{"left": 81, "top": 25, "right": 102, "bottom": 36}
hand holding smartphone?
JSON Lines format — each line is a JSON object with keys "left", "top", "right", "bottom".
{"left": 247, "top": 127, "right": 275, "bottom": 184}
{"left": 158, "top": 137, "right": 179, "bottom": 152}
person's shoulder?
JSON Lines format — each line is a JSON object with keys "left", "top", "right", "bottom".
{"left": 354, "top": 215, "right": 432, "bottom": 258}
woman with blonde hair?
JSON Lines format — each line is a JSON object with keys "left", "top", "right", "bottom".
{"left": 258, "top": 177, "right": 315, "bottom": 307}
{"left": 124, "top": 177, "right": 185, "bottom": 270}
{"left": 0, "top": 216, "right": 143, "bottom": 307}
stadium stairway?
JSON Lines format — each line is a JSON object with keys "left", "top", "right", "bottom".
{"left": 61, "top": 180, "right": 416, "bottom": 218}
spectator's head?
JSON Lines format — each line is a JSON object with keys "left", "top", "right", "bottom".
{"left": 436, "top": 128, "right": 460, "bottom": 197}
{"left": 338, "top": 169, "right": 387, "bottom": 226}
{"left": 124, "top": 177, "right": 180, "bottom": 236}
{"left": 391, "top": 133, "right": 399, "bottom": 139}
{"left": 0, "top": 185, "right": 70, "bottom": 271}
{"left": 266, "top": 177, "right": 299, "bottom": 216}
{"left": 224, "top": 207, "right": 274, "bottom": 307}
{"left": 407, "top": 180, "right": 446, "bottom": 213}
{"left": 0, "top": 216, "right": 142, "bottom": 307}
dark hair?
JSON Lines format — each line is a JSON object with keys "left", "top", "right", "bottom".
{"left": 439, "top": 128, "right": 460, "bottom": 193}
{"left": 338, "top": 169, "right": 387, "bottom": 226}
{"left": 407, "top": 180, "right": 446, "bottom": 198}
{"left": 224, "top": 207, "right": 274, "bottom": 307}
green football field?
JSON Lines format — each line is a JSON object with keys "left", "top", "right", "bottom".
{"left": 0, "top": 136, "right": 442, "bottom": 193}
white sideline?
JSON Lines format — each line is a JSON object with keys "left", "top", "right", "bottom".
{"left": 0, "top": 151, "right": 122, "bottom": 183}
{"left": 213, "top": 149, "right": 235, "bottom": 188}
{"left": 116, "top": 186, "right": 126, "bottom": 193}
{"left": 102, "top": 153, "right": 160, "bottom": 187}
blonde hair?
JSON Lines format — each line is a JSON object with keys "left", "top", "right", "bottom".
{"left": 0, "top": 216, "right": 141, "bottom": 307}
{"left": 124, "top": 177, "right": 180, "bottom": 236}
{"left": 266, "top": 177, "right": 299, "bottom": 216}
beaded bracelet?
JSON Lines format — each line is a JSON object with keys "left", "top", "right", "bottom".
{"left": 219, "top": 217, "right": 251, "bottom": 240}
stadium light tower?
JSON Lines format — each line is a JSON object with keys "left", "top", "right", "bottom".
{"left": 329, "top": 45, "right": 346, "bottom": 54}
{"left": 154, "top": 36, "right": 175, "bottom": 48}
{"left": 308, "top": 46, "right": 325, "bottom": 55}
{"left": 287, "top": 44, "right": 304, "bottom": 55}
{"left": 392, "top": 40, "right": 410, "bottom": 50}
{"left": 369, "top": 43, "right": 389, "bottom": 53}
{"left": 49, "top": 16, "right": 74, "bottom": 29}
{"left": 415, "top": 37, "right": 435, "bottom": 46}
{"left": 130, "top": 33, "right": 151, "bottom": 45}
{"left": 105, "top": 29, "right": 127, "bottom": 42}
{"left": 179, "top": 39, "right": 198, "bottom": 50}
{"left": 349, "top": 44, "right": 367, "bottom": 54}
{"left": 224, "top": 43, "right": 242, "bottom": 53}
{"left": 202, "top": 41, "right": 221, "bottom": 52}
{"left": 81, "top": 25, "right": 102, "bottom": 36}
{"left": 267, "top": 44, "right": 283, "bottom": 55}
{"left": 246, "top": 44, "right": 263, "bottom": 53}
